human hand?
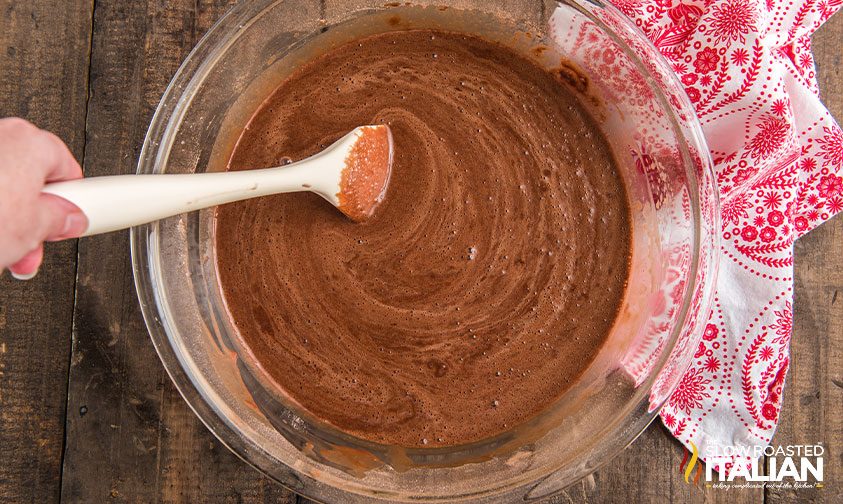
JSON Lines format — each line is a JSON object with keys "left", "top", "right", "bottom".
{"left": 0, "top": 118, "right": 88, "bottom": 280}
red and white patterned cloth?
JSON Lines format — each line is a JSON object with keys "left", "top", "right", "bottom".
{"left": 608, "top": 0, "right": 842, "bottom": 468}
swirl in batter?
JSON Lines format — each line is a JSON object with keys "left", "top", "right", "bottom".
{"left": 215, "top": 30, "right": 631, "bottom": 448}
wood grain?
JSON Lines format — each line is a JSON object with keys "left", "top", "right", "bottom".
{"left": 0, "top": 1, "right": 93, "bottom": 502}
{"left": 59, "top": 1, "right": 295, "bottom": 503}
{"left": 543, "top": 424, "right": 758, "bottom": 504}
{"left": 765, "top": 12, "right": 843, "bottom": 504}
{"left": 0, "top": 1, "right": 838, "bottom": 503}
{"left": 63, "top": 4, "right": 843, "bottom": 504}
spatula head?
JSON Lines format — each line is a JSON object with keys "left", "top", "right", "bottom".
{"left": 336, "top": 125, "right": 394, "bottom": 223}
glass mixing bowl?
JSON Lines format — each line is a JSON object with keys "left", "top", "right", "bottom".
{"left": 132, "top": 1, "right": 719, "bottom": 502}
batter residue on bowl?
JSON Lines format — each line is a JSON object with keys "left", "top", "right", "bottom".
{"left": 215, "top": 29, "right": 631, "bottom": 448}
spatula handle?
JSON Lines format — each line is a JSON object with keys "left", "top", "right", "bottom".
{"left": 42, "top": 169, "right": 308, "bottom": 237}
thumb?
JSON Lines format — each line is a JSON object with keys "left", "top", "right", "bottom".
{"left": 8, "top": 246, "right": 44, "bottom": 280}
{"left": 39, "top": 193, "right": 89, "bottom": 241}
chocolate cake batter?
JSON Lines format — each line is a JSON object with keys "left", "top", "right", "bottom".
{"left": 216, "top": 30, "right": 631, "bottom": 448}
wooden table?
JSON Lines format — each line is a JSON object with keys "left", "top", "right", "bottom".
{"left": 0, "top": 2, "right": 839, "bottom": 502}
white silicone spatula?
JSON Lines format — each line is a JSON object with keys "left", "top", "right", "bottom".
{"left": 42, "top": 125, "right": 393, "bottom": 236}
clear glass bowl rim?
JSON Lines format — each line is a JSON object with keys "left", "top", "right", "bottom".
{"left": 131, "top": 0, "right": 721, "bottom": 501}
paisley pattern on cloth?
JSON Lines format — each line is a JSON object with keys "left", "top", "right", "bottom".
{"left": 610, "top": 0, "right": 842, "bottom": 470}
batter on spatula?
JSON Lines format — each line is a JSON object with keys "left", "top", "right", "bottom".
{"left": 215, "top": 30, "right": 632, "bottom": 448}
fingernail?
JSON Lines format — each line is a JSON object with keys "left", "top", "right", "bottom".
{"left": 11, "top": 270, "right": 38, "bottom": 281}
{"left": 62, "top": 212, "right": 88, "bottom": 237}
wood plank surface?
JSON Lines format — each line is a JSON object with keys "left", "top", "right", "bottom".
{"left": 766, "top": 13, "right": 843, "bottom": 504}
{"left": 0, "top": 1, "right": 837, "bottom": 503}
{"left": 0, "top": 1, "right": 93, "bottom": 503}
{"left": 57, "top": 4, "right": 843, "bottom": 504}
{"left": 59, "top": 1, "right": 296, "bottom": 503}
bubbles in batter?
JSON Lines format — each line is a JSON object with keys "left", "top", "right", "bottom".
{"left": 215, "top": 29, "right": 631, "bottom": 448}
